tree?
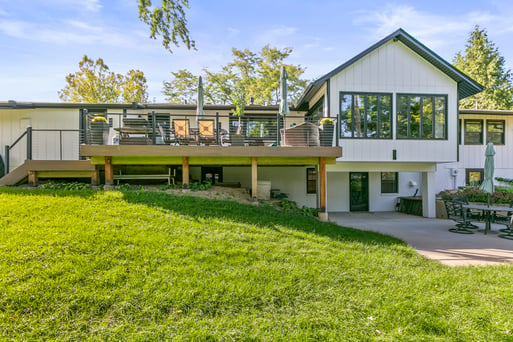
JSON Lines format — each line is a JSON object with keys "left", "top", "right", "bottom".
{"left": 161, "top": 45, "right": 307, "bottom": 106}
{"left": 138, "top": 0, "right": 195, "bottom": 53}
{"left": 59, "top": 55, "right": 149, "bottom": 103}
{"left": 162, "top": 69, "right": 198, "bottom": 103}
{"left": 453, "top": 25, "right": 513, "bottom": 110}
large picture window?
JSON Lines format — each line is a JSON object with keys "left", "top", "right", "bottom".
{"left": 464, "top": 120, "right": 483, "bottom": 145}
{"left": 397, "top": 94, "right": 447, "bottom": 139}
{"left": 487, "top": 120, "right": 505, "bottom": 145}
{"left": 340, "top": 93, "right": 392, "bottom": 139}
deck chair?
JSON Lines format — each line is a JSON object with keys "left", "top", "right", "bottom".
{"left": 198, "top": 119, "right": 216, "bottom": 145}
{"left": 173, "top": 119, "right": 196, "bottom": 145}
{"left": 495, "top": 200, "right": 513, "bottom": 237}
{"left": 445, "top": 199, "right": 475, "bottom": 234}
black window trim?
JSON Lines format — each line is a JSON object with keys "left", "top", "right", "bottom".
{"left": 339, "top": 91, "right": 393, "bottom": 140}
{"left": 486, "top": 119, "right": 505, "bottom": 145}
{"left": 396, "top": 93, "right": 448, "bottom": 140}
{"left": 464, "top": 119, "right": 484, "bottom": 145}
{"left": 306, "top": 167, "right": 317, "bottom": 194}
{"left": 381, "top": 172, "right": 399, "bottom": 194}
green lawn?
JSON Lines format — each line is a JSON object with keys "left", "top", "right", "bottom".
{"left": 1, "top": 187, "right": 513, "bottom": 341}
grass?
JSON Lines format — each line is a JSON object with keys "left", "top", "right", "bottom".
{"left": 1, "top": 187, "right": 513, "bottom": 340}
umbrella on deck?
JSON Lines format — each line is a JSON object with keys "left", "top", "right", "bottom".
{"left": 479, "top": 142, "right": 495, "bottom": 205}
{"left": 196, "top": 76, "right": 205, "bottom": 118}
{"left": 279, "top": 66, "right": 290, "bottom": 116}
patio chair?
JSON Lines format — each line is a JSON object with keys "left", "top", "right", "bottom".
{"left": 198, "top": 119, "right": 216, "bottom": 145}
{"left": 453, "top": 197, "right": 480, "bottom": 227}
{"left": 494, "top": 200, "right": 513, "bottom": 236}
{"left": 445, "top": 199, "right": 476, "bottom": 234}
{"left": 173, "top": 119, "right": 196, "bottom": 145}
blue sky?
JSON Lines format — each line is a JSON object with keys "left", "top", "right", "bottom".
{"left": 1, "top": 0, "right": 513, "bottom": 103}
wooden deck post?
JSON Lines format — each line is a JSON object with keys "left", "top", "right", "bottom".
{"left": 28, "top": 171, "right": 38, "bottom": 187}
{"left": 182, "top": 156, "right": 189, "bottom": 189}
{"left": 319, "top": 157, "right": 327, "bottom": 214}
{"left": 104, "top": 156, "right": 113, "bottom": 186}
{"left": 91, "top": 168, "right": 99, "bottom": 186}
{"left": 251, "top": 157, "right": 257, "bottom": 199}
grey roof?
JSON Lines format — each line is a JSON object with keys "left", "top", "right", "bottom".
{"left": 296, "top": 28, "right": 484, "bottom": 110}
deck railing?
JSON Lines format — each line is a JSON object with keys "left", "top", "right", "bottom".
{"left": 86, "top": 111, "right": 338, "bottom": 148}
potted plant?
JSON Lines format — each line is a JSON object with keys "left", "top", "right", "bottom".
{"left": 319, "top": 117, "right": 334, "bottom": 147}
{"left": 90, "top": 116, "right": 109, "bottom": 144}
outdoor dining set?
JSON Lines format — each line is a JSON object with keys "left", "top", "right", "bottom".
{"left": 444, "top": 198, "right": 513, "bottom": 239}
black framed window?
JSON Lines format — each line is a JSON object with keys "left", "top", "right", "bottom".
{"left": 397, "top": 94, "right": 447, "bottom": 139}
{"left": 340, "top": 93, "right": 392, "bottom": 139}
{"left": 306, "top": 168, "right": 317, "bottom": 194}
{"left": 464, "top": 120, "right": 483, "bottom": 145}
{"left": 466, "top": 168, "right": 484, "bottom": 186}
{"left": 381, "top": 172, "right": 398, "bottom": 193}
{"left": 486, "top": 120, "right": 505, "bottom": 145}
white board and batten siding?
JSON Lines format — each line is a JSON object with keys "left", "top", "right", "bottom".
{"left": 0, "top": 108, "right": 80, "bottom": 171}
{"left": 325, "top": 40, "right": 459, "bottom": 163}
{"left": 435, "top": 113, "right": 513, "bottom": 192}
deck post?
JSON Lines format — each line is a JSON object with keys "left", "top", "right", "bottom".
{"left": 91, "top": 168, "right": 99, "bottom": 186}
{"left": 319, "top": 157, "right": 327, "bottom": 220}
{"left": 182, "top": 156, "right": 189, "bottom": 189}
{"left": 251, "top": 157, "right": 258, "bottom": 199}
{"left": 151, "top": 110, "right": 157, "bottom": 145}
{"left": 26, "top": 126, "right": 32, "bottom": 160}
{"left": 28, "top": 170, "right": 38, "bottom": 187}
{"left": 104, "top": 156, "right": 113, "bottom": 186}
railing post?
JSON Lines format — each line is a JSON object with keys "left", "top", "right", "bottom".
{"left": 4, "top": 145, "right": 9, "bottom": 175}
{"left": 276, "top": 112, "right": 281, "bottom": 146}
{"left": 336, "top": 114, "right": 340, "bottom": 147}
{"left": 215, "top": 112, "right": 220, "bottom": 145}
{"left": 151, "top": 111, "right": 156, "bottom": 145}
{"left": 26, "top": 126, "right": 32, "bottom": 160}
{"left": 60, "top": 130, "right": 63, "bottom": 160}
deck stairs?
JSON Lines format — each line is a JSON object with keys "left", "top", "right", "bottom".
{"left": 0, "top": 160, "right": 96, "bottom": 186}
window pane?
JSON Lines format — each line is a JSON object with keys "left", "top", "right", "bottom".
{"left": 306, "top": 168, "right": 316, "bottom": 194}
{"left": 379, "top": 95, "right": 391, "bottom": 138}
{"left": 354, "top": 95, "right": 365, "bottom": 138}
{"left": 434, "top": 96, "right": 446, "bottom": 139}
{"left": 464, "top": 120, "right": 483, "bottom": 145}
{"left": 367, "top": 95, "right": 378, "bottom": 138}
{"left": 397, "top": 96, "right": 409, "bottom": 138}
{"left": 487, "top": 120, "right": 505, "bottom": 145}
{"left": 381, "top": 172, "right": 398, "bottom": 193}
{"left": 340, "top": 94, "right": 353, "bottom": 137}
{"left": 410, "top": 96, "right": 421, "bottom": 138}
{"left": 422, "top": 96, "right": 433, "bottom": 138}
{"left": 466, "top": 169, "right": 484, "bottom": 186}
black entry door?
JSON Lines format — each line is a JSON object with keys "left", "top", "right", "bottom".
{"left": 350, "top": 172, "right": 369, "bottom": 211}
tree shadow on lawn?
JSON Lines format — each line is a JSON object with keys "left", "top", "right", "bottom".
{"left": 121, "top": 190, "right": 405, "bottom": 247}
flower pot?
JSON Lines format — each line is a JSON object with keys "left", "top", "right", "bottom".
{"left": 319, "top": 124, "right": 334, "bottom": 147}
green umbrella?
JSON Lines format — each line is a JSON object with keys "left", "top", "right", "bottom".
{"left": 479, "top": 142, "right": 495, "bottom": 204}
{"left": 279, "top": 66, "right": 290, "bottom": 116}
{"left": 196, "top": 76, "right": 205, "bottom": 118}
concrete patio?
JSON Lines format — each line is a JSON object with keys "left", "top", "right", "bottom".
{"left": 329, "top": 212, "right": 513, "bottom": 267}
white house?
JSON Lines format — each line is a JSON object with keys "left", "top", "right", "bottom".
{"left": 0, "top": 29, "right": 485, "bottom": 219}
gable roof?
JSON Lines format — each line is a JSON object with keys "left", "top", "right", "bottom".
{"left": 296, "top": 28, "right": 484, "bottom": 110}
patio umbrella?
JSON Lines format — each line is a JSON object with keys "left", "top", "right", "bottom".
{"left": 479, "top": 142, "right": 495, "bottom": 205}
{"left": 196, "top": 76, "right": 205, "bottom": 118}
{"left": 279, "top": 66, "right": 290, "bottom": 116}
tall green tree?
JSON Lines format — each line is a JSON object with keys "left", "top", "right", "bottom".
{"left": 161, "top": 45, "right": 307, "bottom": 106}
{"left": 453, "top": 25, "right": 513, "bottom": 110}
{"left": 138, "top": 0, "right": 195, "bottom": 53}
{"left": 162, "top": 69, "right": 198, "bottom": 103}
{"left": 59, "top": 55, "right": 149, "bottom": 103}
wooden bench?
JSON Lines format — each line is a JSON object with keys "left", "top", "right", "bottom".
{"left": 113, "top": 168, "right": 175, "bottom": 185}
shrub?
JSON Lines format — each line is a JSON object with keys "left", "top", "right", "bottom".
{"left": 438, "top": 186, "right": 513, "bottom": 204}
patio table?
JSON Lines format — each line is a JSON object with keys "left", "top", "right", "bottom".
{"left": 462, "top": 204, "right": 513, "bottom": 235}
